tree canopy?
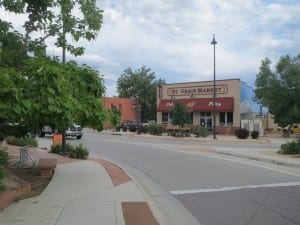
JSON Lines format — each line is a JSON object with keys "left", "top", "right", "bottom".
{"left": 0, "top": 2, "right": 107, "bottom": 139}
{"left": 0, "top": 0, "right": 103, "bottom": 60}
{"left": 117, "top": 66, "right": 165, "bottom": 122}
{"left": 255, "top": 55, "right": 300, "bottom": 126}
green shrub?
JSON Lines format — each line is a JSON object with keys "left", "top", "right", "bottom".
{"left": 5, "top": 136, "right": 38, "bottom": 147}
{"left": 0, "top": 169, "right": 5, "bottom": 179}
{"left": 137, "top": 125, "right": 148, "bottom": 134}
{"left": 68, "top": 144, "right": 89, "bottom": 159}
{"left": 50, "top": 143, "right": 75, "bottom": 154}
{"left": 149, "top": 124, "right": 163, "bottom": 136}
{"left": 50, "top": 144, "right": 62, "bottom": 154}
{"left": 251, "top": 130, "right": 259, "bottom": 139}
{"left": 235, "top": 128, "right": 249, "bottom": 139}
{"left": 194, "top": 127, "right": 210, "bottom": 137}
{"left": 0, "top": 146, "right": 9, "bottom": 166}
{"left": 279, "top": 139, "right": 300, "bottom": 154}
{"left": 0, "top": 133, "right": 5, "bottom": 142}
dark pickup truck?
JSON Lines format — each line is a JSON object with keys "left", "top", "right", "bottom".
{"left": 117, "top": 120, "right": 138, "bottom": 132}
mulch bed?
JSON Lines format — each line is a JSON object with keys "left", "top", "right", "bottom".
{"left": 9, "top": 168, "right": 52, "bottom": 199}
{"left": 0, "top": 144, "right": 53, "bottom": 209}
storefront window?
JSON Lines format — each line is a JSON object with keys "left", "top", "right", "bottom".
{"left": 162, "top": 112, "right": 173, "bottom": 124}
{"left": 162, "top": 112, "right": 168, "bottom": 123}
{"left": 220, "top": 112, "right": 233, "bottom": 126}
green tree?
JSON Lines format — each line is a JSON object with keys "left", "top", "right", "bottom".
{"left": 64, "top": 61, "right": 107, "bottom": 130}
{"left": 117, "top": 66, "right": 165, "bottom": 122}
{"left": 171, "top": 101, "right": 191, "bottom": 128}
{"left": 109, "top": 106, "right": 121, "bottom": 129}
{"left": 0, "top": 20, "right": 30, "bottom": 136}
{"left": 255, "top": 55, "right": 300, "bottom": 127}
{"left": 0, "top": 0, "right": 103, "bottom": 60}
{"left": 1, "top": 1, "right": 105, "bottom": 151}
{"left": 0, "top": 19, "right": 24, "bottom": 67}
{"left": 0, "top": 67, "right": 26, "bottom": 125}
{"left": 21, "top": 56, "right": 107, "bottom": 135}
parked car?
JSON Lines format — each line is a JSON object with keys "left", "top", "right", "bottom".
{"left": 66, "top": 124, "right": 83, "bottom": 139}
{"left": 0, "top": 123, "right": 30, "bottom": 140}
{"left": 39, "top": 124, "right": 83, "bottom": 139}
{"left": 39, "top": 125, "right": 54, "bottom": 137}
{"left": 117, "top": 120, "right": 138, "bottom": 132}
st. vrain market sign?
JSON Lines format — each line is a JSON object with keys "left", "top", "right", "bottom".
{"left": 167, "top": 84, "right": 228, "bottom": 97}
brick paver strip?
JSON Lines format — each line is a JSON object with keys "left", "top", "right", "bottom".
{"left": 122, "top": 202, "right": 159, "bottom": 225}
{"left": 92, "top": 158, "right": 131, "bottom": 186}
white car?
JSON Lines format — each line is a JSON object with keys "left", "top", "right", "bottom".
{"left": 66, "top": 124, "right": 83, "bottom": 139}
{"left": 39, "top": 124, "right": 83, "bottom": 139}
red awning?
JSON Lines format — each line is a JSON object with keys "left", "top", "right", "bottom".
{"left": 157, "top": 97, "right": 234, "bottom": 112}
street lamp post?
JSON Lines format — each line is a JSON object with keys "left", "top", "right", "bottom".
{"left": 211, "top": 34, "right": 217, "bottom": 139}
{"left": 132, "top": 104, "right": 141, "bottom": 125}
{"left": 136, "top": 104, "right": 141, "bottom": 126}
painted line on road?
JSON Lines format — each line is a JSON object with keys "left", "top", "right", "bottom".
{"left": 170, "top": 182, "right": 300, "bottom": 195}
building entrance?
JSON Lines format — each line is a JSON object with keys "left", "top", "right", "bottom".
{"left": 200, "top": 112, "right": 212, "bottom": 129}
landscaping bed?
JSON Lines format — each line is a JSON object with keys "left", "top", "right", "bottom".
{"left": 0, "top": 145, "right": 52, "bottom": 211}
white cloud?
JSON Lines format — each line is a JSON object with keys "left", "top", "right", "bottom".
{"left": 1, "top": 0, "right": 300, "bottom": 96}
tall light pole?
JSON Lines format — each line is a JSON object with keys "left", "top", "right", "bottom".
{"left": 211, "top": 34, "right": 217, "bottom": 139}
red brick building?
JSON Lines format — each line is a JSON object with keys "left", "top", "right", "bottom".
{"left": 104, "top": 97, "right": 140, "bottom": 128}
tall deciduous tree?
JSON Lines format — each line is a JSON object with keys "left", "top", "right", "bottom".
{"left": 21, "top": 56, "right": 107, "bottom": 134}
{"left": 117, "top": 66, "right": 165, "bottom": 122}
{"left": 0, "top": 67, "right": 26, "bottom": 125}
{"left": 0, "top": 19, "right": 24, "bottom": 67}
{"left": 0, "top": 0, "right": 103, "bottom": 60}
{"left": 1, "top": 1, "right": 105, "bottom": 151}
{"left": 0, "top": 20, "right": 27, "bottom": 125}
{"left": 255, "top": 55, "right": 300, "bottom": 126}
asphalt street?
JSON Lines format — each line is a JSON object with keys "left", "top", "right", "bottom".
{"left": 38, "top": 133, "right": 300, "bottom": 225}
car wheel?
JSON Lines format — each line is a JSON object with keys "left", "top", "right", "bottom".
{"left": 76, "top": 135, "right": 82, "bottom": 139}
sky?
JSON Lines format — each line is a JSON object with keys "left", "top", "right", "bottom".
{"left": 1, "top": 0, "right": 300, "bottom": 97}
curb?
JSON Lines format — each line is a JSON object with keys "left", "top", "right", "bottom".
{"left": 113, "top": 160, "right": 201, "bottom": 225}
{"left": 214, "top": 150, "right": 300, "bottom": 168}
{"left": 91, "top": 157, "right": 161, "bottom": 225}
{"left": 103, "top": 131, "right": 300, "bottom": 169}
{"left": 102, "top": 131, "right": 271, "bottom": 144}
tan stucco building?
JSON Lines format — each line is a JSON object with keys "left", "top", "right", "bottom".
{"left": 157, "top": 79, "right": 247, "bottom": 134}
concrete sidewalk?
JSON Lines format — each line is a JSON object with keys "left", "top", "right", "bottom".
{"left": 213, "top": 146, "right": 300, "bottom": 168}
{"left": 0, "top": 159, "right": 160, "bottom": 225}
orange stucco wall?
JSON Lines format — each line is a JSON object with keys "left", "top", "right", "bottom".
{"left": 104, "top": 97, "right": 139, "bottom": 128}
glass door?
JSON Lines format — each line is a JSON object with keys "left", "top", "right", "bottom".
{"left": 200, "top": 112, "right": 212, "bottom": 129}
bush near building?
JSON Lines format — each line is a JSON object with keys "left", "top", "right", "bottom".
{"left": 279, "top": 139, "right": 300, "bottom": 154}
{"left": 251, "top": 130, "right": 259, "bottom": 139}
{"left": 235, "top": 128, "right": 249, "bottom": 139}
{"left": 149, "top": 124, "right": 163, "bottom": 136}
{"left": 194, "top": 127, "right": 210, "bottom": 137}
